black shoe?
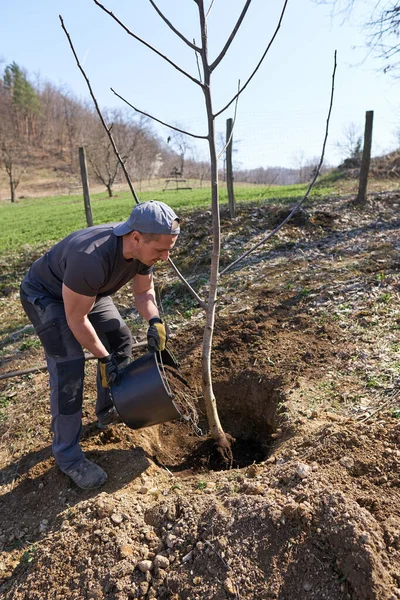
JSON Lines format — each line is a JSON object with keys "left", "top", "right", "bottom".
{"left": 97, "top": 406, "right": 121, "bottom": 430}
{"left": 63, "top": 458, "right": 107, "bottom": 490}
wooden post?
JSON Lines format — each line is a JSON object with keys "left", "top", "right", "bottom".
{"left": 355, "top": 110, "right": 374, "bottom": 206}
{"left": 78, "top": 146, "right": 93, "bottom": 226}
{"left": 226, "top": 118, "right": 235, "bottom": 219}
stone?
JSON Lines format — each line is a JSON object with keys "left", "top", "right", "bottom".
{"left": 111, "top": 513, "right": 123, "bottom": 525}
{"left": 296, "top": 463, "right": 312, "bottom": 479}
{"left": 154, "top": 554, "right": 170, "bottom": 570}
{"left": 137, "top": 560, "right": 152, "bottom": 573}
{"left": 339, "top": 456, "right": 354, "bottom": 469}
{"left": 224, "top": 578, "right": 237, "bottom": 595}
{"left": 119, "top": 544, "right": 134, "bottom": 559}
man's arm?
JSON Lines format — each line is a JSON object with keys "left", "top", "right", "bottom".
{"left": 132, "top": 274, "right": 160, "bottom": 321}
{"left": 62, "top": 284, "right": 109, "bottom": 358}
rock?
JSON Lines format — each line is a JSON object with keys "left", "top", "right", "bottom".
{"left": 95, "top": 498, "right": 114, "bottom": 519}
{"left": 224, "top": 578, "right": 237, "bottom": 595}
{"left": 137, "top": 559, "right": 153, "bottom": 573}
{"left": 119, "top": 544, "right": 134, "bottom": 558}
{"left": 303, "top": 581, "right": 313, "bottom": 591}
{"left": 139, "top": 581, "right": 149, "bottom": 595}
{"left": 111, "top": 513, "right": 123, "bottom": 525}
{"left": 296, "top": 463, "right": 312, "bottom": 479}
{"left": 339, "top": 456, "right": 354, "bottom": 469}
{"left": 154, "top": 554, "right": 170, "bottom": 570}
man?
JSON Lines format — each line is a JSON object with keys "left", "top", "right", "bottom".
{"left": 20, "top": 200, "right": 180, "bottom": 490}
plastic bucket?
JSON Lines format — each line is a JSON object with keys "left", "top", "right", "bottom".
{"left": 111, "top": 350, "right": 180, "bottom": 429}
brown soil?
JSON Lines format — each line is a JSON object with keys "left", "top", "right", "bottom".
{"left": 1, "top": 191, "right": 400, "bottom": 599}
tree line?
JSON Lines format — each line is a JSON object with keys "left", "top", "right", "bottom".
{"left": 0, "top": 62, "right": 203, "bottom": 201}
{"left": 0, "top": 61, "right": 330, "bottom": 202}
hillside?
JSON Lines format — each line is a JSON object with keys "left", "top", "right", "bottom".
{"left": 0, "top": 185, "right": 400, "bottom": 599}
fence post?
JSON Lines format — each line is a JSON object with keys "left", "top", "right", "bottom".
{"left": 355, "top": 110, "right": 374, "bottom": 206}
{"left": 78, "top": 146, "right": 93, "bottom": 227}
{"left": 226, "top": 118, "right": 235, "bottom": 219}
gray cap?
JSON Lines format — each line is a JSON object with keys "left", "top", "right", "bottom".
{"left": 113, "top": 200, "right": 180, "bottom": 236}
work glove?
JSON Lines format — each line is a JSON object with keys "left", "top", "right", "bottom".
{"left": 147, "top": 317, "right": 169, "bottom": 352}
{"left": 99, "top": 353, "right": 120, "bottom": 387}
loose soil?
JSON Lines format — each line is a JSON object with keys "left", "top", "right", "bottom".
{"left": 0, "top": 190, "right": 400, "bottom": 599}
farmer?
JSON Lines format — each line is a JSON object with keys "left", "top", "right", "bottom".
{"left": 20, "top": 200, "right": 180, "bottom": 490}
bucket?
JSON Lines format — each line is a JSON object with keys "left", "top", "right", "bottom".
{"left": 111, "top": 350, "right": 181, "bottom": 429}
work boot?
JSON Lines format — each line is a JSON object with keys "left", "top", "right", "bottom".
{"left": 63, "top": 458, "right": 107, "bottom": 490}
{"left": 97, "top": 406, "right": 121, "bottom": 430}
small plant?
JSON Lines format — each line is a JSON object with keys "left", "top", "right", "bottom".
{"left": 379, "top": 293, "right": 391, "bottom": 304}
{"left": 196, "top": 480, "right": 207, "bottom": 490}
{"left": 376, "top": 272, "right": 385, "bottom": 282}
{"left": 391, "top": 409, "right": 400, "bottom": 419}
{"left": 300, "top": 287, "right": 311, "bottom": 297}
{"left": 19, "top": 338, "right": 41, "bottom": 351}
{"left": 22, "top": 544, "right": 38, "bottom": 564}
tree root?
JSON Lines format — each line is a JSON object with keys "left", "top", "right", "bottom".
{"left": 215, "top": 433, "right": 235, "bottom": 468}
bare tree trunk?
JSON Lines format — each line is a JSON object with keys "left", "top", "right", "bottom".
{"left": 198, "top": 1, "right": 233, "bottom": 460}
{"left": 106, "top": 183, "right": 113, "bottom": 197}
{"left": 8, "top": 164, "right": 15, "bottom": 203}
{"left": 354, "top": 110, "right": 374, "bottom": 207}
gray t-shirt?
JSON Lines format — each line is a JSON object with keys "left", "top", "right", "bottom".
{"left": 22, "top": 225, "right": 153, "bottom": 299}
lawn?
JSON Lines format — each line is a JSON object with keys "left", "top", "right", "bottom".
{"left": 0, "top": 181, "right": 335, "bottom": 254}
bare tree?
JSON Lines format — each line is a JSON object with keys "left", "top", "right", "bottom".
{"left": 317, "top": 0, "right": 400, "bottom": 74}
{"left": 62, "top": 1, "right": 335, "bottom": 461}
{"left": 337, "top": 121, "right": 363, "bottom": 164}
{"left": 0, "top": 78, "right": 27, "bottom": 202}
{"left": 86, "top": 109, "right": 147, "bottom": 197}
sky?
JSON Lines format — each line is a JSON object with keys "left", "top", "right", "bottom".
{"left": 1, "top": 0, "right": 399, "bottom": 170}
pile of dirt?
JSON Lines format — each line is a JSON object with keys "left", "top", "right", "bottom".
{"left": 1, "top": 191, "right": 400, "bottom": 599}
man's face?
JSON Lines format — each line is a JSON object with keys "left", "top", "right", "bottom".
{"left": 133, "top": 233, "right": 178, "bottom": 266}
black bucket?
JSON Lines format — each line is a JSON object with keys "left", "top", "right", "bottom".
{"left": 111, "top": 350, "right": 181, "bottom": 429}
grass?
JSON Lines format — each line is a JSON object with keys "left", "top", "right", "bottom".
{"left": 0, "top": 181, "right": 335, "bottom": 254}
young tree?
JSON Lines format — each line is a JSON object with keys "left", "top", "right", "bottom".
{"left": 0, "top": 74, "right": 28, "bottom": 202}
{"left": 62, "top": 1, "right": 334, "bottom": 460}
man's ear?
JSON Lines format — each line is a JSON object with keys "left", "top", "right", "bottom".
{"left": 131, "top": 231, "right": 141, "bottom": 244}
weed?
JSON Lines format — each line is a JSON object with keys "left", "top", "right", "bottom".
{"left": 22, "top": 544, "right": 38, "bottom": 564}
{"left": 392, "top": 409, "right": 400, "bottom": 419}
{"left": 196, "top": 480, "right": 207, "bottom": 490}
{"left": 19, "top": 338, "right": 41, "bottom": 351}
{"left": 300, "top": 287, "right": 311, "bottom": 297}
{"left": 379, "top": 293, "right": 392, "bottom": 304}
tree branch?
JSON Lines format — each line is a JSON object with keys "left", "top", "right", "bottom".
{"left": 148, "top": 0, "right": 201, "bottom": 51}
{"left": 111, "top": 88, "right": 208, "bottom": 139}
{"left": 167, "top": 258, "right": 207, "bottom": 309}
{"left": 219, "top": 50, "right": 337, "bottom": 276}
{"left": 214, "top": 0, "right": 289, "bottom": 118}
{"left": 60, "top": 16, "right": 206, "bottom": 308}
{"left": 93, "top": 0, "right": 204, "bottom": 88}
{"left": 60, "top": 15, "right": 140, "bottom": 204}
{"left": 210, "top": 0, "right": 253, "bottom": 72}
{"left": 206, "top": 0, "right": 217, "bottom": 19}
{"left": 217, "top": 79, "right": 240, "bottom": 159}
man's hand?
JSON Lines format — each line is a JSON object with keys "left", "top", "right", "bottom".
{"left": 99, "top": 354, "right": 120, "bottom": 387}
{"left": 147, "top": 317, "right": 169, "bottom": 352}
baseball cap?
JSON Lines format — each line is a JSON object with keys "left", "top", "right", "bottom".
{"left": 113, "top": 200, "right": 180, "bottom": 236}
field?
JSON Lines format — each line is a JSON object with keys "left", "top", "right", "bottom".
{"left": 1, "top": 181, "right": 400, "bottom": 599}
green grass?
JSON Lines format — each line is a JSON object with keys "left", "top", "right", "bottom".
{"left": 0, "top": 182, "right": 335, "bottom": 254}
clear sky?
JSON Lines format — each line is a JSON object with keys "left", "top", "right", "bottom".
{"left": 1, "top": 0, "right": 398, "bottom": 170}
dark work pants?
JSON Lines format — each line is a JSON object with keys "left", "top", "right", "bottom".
{"left": 20, "top": 287, "right": 132, "bottom": 472}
